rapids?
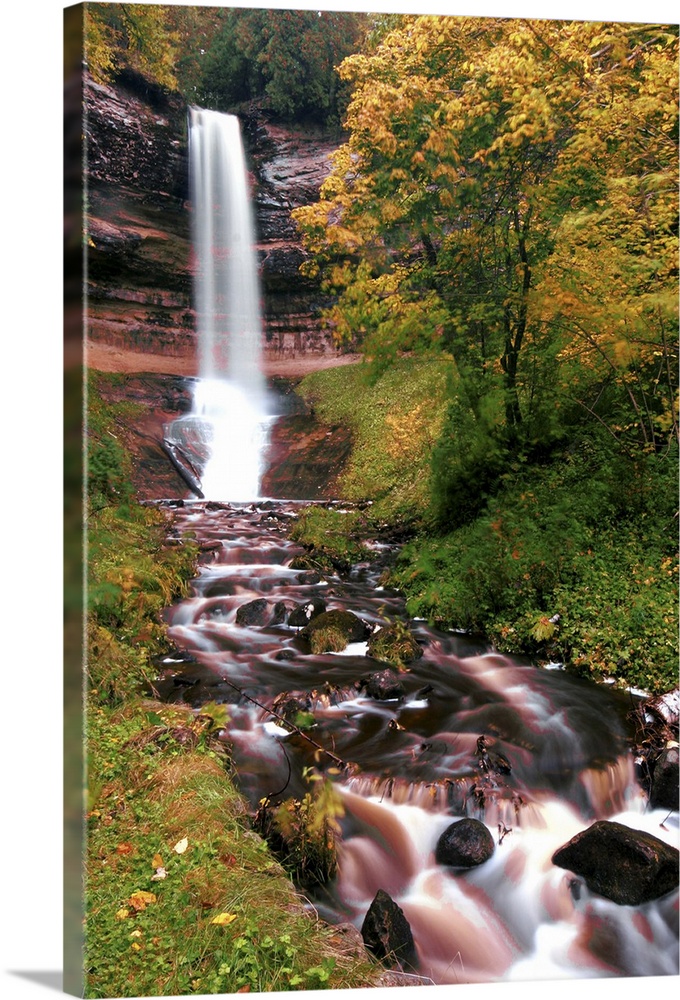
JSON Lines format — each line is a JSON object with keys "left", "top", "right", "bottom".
{"left": 153, "top": 497, "right": 679, "bottom": 987}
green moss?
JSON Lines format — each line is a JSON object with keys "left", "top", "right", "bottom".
{"left": 289, "top": 506, "right": 369, "bottom": 572}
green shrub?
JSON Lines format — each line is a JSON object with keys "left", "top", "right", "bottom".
{"left": 395, "top": 436, "right": 678, "bottom": 694}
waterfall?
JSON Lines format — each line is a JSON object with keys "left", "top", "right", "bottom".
{"left": 166, "top": 107, "right": 273, "bottom": 501}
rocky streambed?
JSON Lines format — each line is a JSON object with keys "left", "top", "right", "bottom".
{"left": 147, "top": 496, "right": 679, "bottom": 986}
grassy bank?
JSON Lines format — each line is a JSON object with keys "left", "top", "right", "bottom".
{"left": 299, "top": 354, "right": 454, "bottom": 527}
{"left": 83, "top": 372, "right": 381, "bottom": 996}
{"left": 295, "top": 362, "right": 678, "bottom": 696}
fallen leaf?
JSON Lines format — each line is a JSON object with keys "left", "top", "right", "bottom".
{"left": 116, "top": 842, "right": 134, "bottom": 855}
{"left": 115, "top": 908, "right": 129, "bottom": 920}
{"left": 173, "top": 837, "right": 189, "bottom": 855}
{"left": 131, "top": 942, "right": 142, "bottom": 952}
{"left": 128, "top": 890, "right": 157, "bottom": 912}
{"left": 130, "top": 929, "right": 143, "bottom": 939}
{"left": 151, "top": 853, "right": 164, "bottom": 869}
{"left": 151, "top": 867, "right": 168, "bottom": 881}
{"left": 210, "top": 912, "right": 237, "bottom": 926}
{"left": 237, "top": 987, "right": 251, "bottom": 993}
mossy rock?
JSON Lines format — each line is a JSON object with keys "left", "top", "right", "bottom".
{"left": 367, "top": 623, "right": 423, "bottom": 668}
{"left": 301, "top": 610, "right": 370, "bottom": 652}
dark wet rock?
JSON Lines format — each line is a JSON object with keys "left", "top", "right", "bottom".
{"left": 236, "top": 599, "right": 272, "bottom": 627}
{"left": 650, "top": 746, "right": 679, "bottom": 811}
{"left": 360, "top": 889, "right": 417, "bottom": 972}
{"left": 415, "top": 684, "right": 434, "bottom": 700}
{"left": 300, "top": 609, "right": 370, "bottom": 647}
{"left": 270, "top": 601, "right": 289, "bottom": 626}
{"left": 203, "top": 579, "right": 238, "bottom": 597}
{"left": 200, "top": 600, "right": 231, "bottom": 621}
{"left": 275, "top": 649, "right": 297, "bottom": 662}
{"left": 360, "top": 669, "right": 405, "bottom": 701}
{"left": 435, "top": 818, "right": 495, "bottom": 869}
{"left": 367, "top": 623, "right": 423, "bottom": 667}
{"left": 199, "top": 540, "right": 222, "bottom": 552}
{"left": 288, "top": 597, "right": 327, "bottom": 628}
{"left": 297, "top": 571, "right": 323, "bottom": 585}
{"left": 551, "top": 820, "right": 679, "bottom": 905}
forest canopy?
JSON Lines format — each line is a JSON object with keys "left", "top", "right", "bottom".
{"left": 83, "top": 4, "right": 372, "bottom": 123}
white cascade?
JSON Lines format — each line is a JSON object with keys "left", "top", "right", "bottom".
{"left": 170, "top": 108, "right": 273, "bottom": 501}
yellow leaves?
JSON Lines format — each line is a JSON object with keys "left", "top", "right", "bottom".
{"left": 210, "top": 912, "right": 238, "bottom": 926}
{"left": 531, "top": 617, "right": 557, "bottom": 643}
{"left": 115, "top": 908, "right": 130, "bottom": 920}
{"left": 151, "top": 853, "right": 164, "bottom": 869}
{"left": 128, "top": 890, "right": 157, "bottom": 912}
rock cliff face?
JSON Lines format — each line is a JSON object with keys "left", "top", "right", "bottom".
{"left": 83, "top": 71, "right": 341, "bottom": 365}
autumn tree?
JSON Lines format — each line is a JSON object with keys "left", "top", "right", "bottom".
{"left": 83, "top": 3, "right": 181, "bottom": 91}
{"left": 294, "top": 16, "right": 678, "bottom": 521}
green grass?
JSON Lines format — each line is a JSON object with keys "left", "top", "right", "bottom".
{"left": 85, "top": 703, "right": 378, "bottom": 997}
{"left": 298, "top": 354, "right": 454, "bottom": 525}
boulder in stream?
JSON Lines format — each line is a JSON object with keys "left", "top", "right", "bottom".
{"left": 360, "top": 889, "right": 417, "bottom": 972}
{"left": 359, "top": 668, "right": 405, "bottom": 701}
{"left": 288, "top": 597, "right": 327, "bottom": 628}
{"left": 235, "top": 598, "right": 289, "bottom": 627}
{"left": 551, "top": 820, "right": 679, "bottom": 905}
{"left": 300, "top": 609, "right": 370, "bottom": 652}
{"left": 435, "top": 817, "right": 496, "bottom": 869}
{"left": 650, "top": 745, "right": 679, "bottom": 812}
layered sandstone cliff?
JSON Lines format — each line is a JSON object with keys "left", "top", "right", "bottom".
{"left": 83, "top": 70, "right": 342, "bottom": 366}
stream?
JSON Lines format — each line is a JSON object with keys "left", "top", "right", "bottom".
{"left": 149, "top": 496, "right": 679, "bottom": 987}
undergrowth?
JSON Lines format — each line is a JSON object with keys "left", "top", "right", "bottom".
{"left": 394, "top": 438, "right": 679, "bottom": 694}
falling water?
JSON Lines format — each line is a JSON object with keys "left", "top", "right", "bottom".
{"left": 166, "top": 108, "right": 273, "bottom": 501}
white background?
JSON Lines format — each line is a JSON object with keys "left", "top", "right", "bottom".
{"left": 1, "top": 1, "right": 676, "bottom": 998}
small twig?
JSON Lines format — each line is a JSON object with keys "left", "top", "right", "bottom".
{"left": 221, "top": 677, "right": 351, "bottom": 770}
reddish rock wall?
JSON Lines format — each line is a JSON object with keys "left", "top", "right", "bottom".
{"left": 83, "top": 71, "right": 342, "bottom": 366}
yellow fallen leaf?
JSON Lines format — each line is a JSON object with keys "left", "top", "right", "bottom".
{"left": 210, "top": 912, "right": 237, "bottom": 926}
{"left": 173, "top": 837, "right": 189, "bottom": 854}
{"left": 152, "top": 853, "right": 164, "bottom": 869}
{"left": 128, "top": 890, "right": 157, "bottom": 911}
{"left": 115, "top": 908, "right": 129, "bottom": 920}
{"left": 131, "top": 942, "right": 142, "bottom": 952}
{"left": 130, "top": 929, "right": 143, "bottom": 939}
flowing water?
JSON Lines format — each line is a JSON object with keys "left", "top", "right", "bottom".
{"left": 164, "top": 108, "right": 275, "bottom": 501}
{"left": 154, "top": 106, "right": 677, "bottom": 988}
{"left": 152, "top": 497, "right": 679, "bottom": 987}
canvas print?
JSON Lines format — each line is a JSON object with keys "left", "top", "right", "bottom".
{"left": 64, "top": 2, "right": 679, "bottom": 997}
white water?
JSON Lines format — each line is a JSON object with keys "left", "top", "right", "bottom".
{"left": 181, "top": 107, "right": 272, "bottom": 500}
{"left": 158, "top": 500, "right": 679, "bottom": 989}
